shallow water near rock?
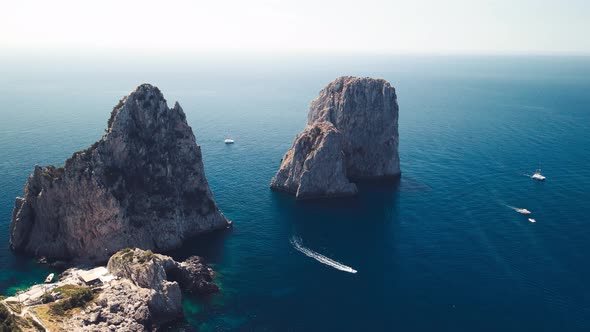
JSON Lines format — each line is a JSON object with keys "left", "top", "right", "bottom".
{"left": 1, "top": 54, "right": 589, "bottom": 331}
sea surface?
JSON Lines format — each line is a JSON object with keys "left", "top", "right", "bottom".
{"left": 0, "top": 54, "right": 589, "bottom": 331}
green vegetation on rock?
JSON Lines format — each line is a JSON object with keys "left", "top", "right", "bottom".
{"left": 41, "top": 293, "right": 55, "bottom": 304}
{"left": 49, "top": 286, "right": 94, "bottom": 316}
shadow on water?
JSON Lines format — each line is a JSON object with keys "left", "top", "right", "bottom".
{"left": 284, "top": 177, "right": 401, "bottom": 219}
{"left": 268, "top": 177, "right": 402, "bottom": 275}
{"left": 398, "top": 176, "right": 432, "bottom": 192}
{"left": 0, "top": 253, "right": 58, "bottom": 295}
{"left": 165, "top": 226, "right": 233, "bottom": 264}
{"left": 270, "top": 177, "right": 402, "bottom": 246}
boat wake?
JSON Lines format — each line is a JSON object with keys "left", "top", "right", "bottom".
{"left": 290, "top": 236, "right": 357, "bottom": 274}
{"left": 504, "top": 204, "right": 518, "bottom": 211}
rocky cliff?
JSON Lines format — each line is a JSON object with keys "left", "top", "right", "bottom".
{"left": 10, "top": 84, "right": 230, "bottom": 261}
{"left": 63, "top": 248, "right": 218, "bottom": 331}
{"left": 271, "top": 76, "right": 400, "bottom": 198}
{"left": 63, "top": 279, "right": 153, "bottom": 331}
{"left": 270, "top": 122, "right": 357, "bottom": 199}
{"left": 106, "top": 249, "right": 218, "bottom": 321}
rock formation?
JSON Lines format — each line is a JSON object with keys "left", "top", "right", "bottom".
{"left": 107, "top": 249, "right": 182, "bottom": 321}
{"left": 270, "top": 122, "right": 357, "bottom": 199}
{"left": 271, "top": 76, "right": 400, "bottom": 198}
{"left": 63, "top": 280, "right": 153, "bottom": 332}
{"left": 10, "top": 84, "right": 230, "bottom": 261}
{"left": 63, "top": 248, "right": 218, "bottom": 331}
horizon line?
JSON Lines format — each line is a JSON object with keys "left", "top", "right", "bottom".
{"left": 2, "top": 46, "right": 590, "bottom": 58}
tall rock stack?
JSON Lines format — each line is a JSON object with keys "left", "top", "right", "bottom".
{"left": 271, "top": 76, "right": 400, "bottom": 199}
{"left": 10, "top": 84, "right": 230, "bottom": 261}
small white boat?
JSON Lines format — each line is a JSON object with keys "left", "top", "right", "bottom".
{"left": 516, "top": 208, "right": 531, "bottom": 215}
{"left": 224, "top": 138, "right": 234, "bottom": 144}
{"left": 531, "top": 169, "right": 546, "bottom": 181}
{"left": 45, "top": 273, "right": 54, "bottom": 283}
{"left": 528, "top": 218, "right": 536, "bottom": 223}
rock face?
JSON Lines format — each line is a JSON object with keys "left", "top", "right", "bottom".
{"left": 271, "top": 76, "right": 400, "bottom": 198}
{"left": 167, "top": 255, "right": 220, "bottom": 294}
{"left": 64, "top": 248, "right": 218, "bottom": 331}
{"left": 107, "top": 249, "right": 182, "bottom": 321}
{"left": 107, "top": 249, "right": 218, "bottom": 321}
{"left": 269, "top": 122, "right": 357, "bottom": 199}
{"left": 9, "top": 84, "right": 230, "bottom": 261}
{"left": 64, "top": 280, "right": 153, "bottom": 332}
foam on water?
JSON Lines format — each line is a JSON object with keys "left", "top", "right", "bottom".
{"left": 290, "top": 236, "right": 357, "bottom": 274}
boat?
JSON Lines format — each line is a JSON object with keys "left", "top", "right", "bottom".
{"left": 531, "top": 168, "right": 546, "bottom": 181}
{"left": 528, "top": 218, "right": 536, "bottom": 223}
{"left": 224, "top": 138, "right": 234, "bottom": 144}
{"left": 515, "top": 208, "right": 531, "bottom": 215}
{"left": 45, "top": 273, "right": 54, "bottom": 283}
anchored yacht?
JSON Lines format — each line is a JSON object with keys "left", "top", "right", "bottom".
{"left": 45, "top": 273, "right": 54, "bottom": 283}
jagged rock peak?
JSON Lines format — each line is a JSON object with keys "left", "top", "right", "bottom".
{"left": 271, "top": 76, "right": 400, "bottom": 199}
{"left": 10, "top": 84, "right": 230, "bottom": 261}
{"left": 107, "top": 84, "right": 175, "bottom": 131}
{"left": 307, "top": 76, "right": 394, "bottom": 125}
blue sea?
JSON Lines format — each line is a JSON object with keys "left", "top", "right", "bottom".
{"left": 1, "top": 53, "right": 589, "bottom": 331}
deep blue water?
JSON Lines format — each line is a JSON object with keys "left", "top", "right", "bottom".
{"left": 1, "top": 54, "right": 589, "bottom": 331}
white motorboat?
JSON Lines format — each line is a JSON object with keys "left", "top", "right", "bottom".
{"left": 224, "top": 138, "right": 235, "bottom": 144}
{"left": 45, "top": 273, "right": 54, "bottom": 283}
{"left": 516, "top": 208, "right": 531, "bottom": 215}
{"left": 531, "top": 168, "right": 546, "bottom": 181}
{"left": 528, "top": 218, "right": 536, "bottom": 223}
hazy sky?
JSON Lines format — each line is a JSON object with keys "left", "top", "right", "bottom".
{"left": 2, "top": 0, "right": 589, "bottom": 54}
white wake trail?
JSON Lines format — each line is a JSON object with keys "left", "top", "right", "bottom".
{"left": 290, "top": 237, "right": 357, "bottom": 274}
{"left": 504, "top": 204, "right": 518, "bottom": 211}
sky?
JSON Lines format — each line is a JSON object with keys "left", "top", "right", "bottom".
{"left": 1, "top": 0, "right": 589, "bottom": 54}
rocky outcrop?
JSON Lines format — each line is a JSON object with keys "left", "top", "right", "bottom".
{"left": 107, "top": 249, "right": 182, "bottom": 321}
{"left": 63, "top": 280, "right": 153, "bottom": 332}
{"left": 270, "top": 122, "right": 357, "bottom": 199}
{"left": 64, "top": 248, "right": 219, "bottom": 331}
{"left": 9, "top": 84, "right": 230, "bottom": 261}
{"left": 107, "top": 249, "right": 217, "bottom": 321}
{"left": 168, "top": 255, "right": 220, "bottom": 294}
{"left": 271, "top": 76, "right": 400, "bottom": 198}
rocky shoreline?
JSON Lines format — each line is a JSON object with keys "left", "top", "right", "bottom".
{"left": 2, "top": 249, "right": 218, "bottom": 331}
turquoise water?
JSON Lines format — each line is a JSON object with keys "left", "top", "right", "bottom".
{"left": 1, "top": 54, "right": 589, "bottom": 331}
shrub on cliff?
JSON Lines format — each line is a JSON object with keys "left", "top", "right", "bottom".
{"left": 49, "top": 288, "right": 94, "bottom": 316}
{"left": 41, "top": 293, "right": 55, "bottom": 304}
